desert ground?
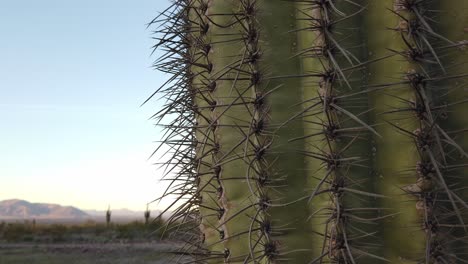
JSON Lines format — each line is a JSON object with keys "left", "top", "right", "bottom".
{"left": 0, "top": 242, "right": 191, "bottom": 264}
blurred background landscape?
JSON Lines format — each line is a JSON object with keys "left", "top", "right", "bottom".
{"left": 0, "top": 0, "right": 187, "bottom": 263}
{"left": 0, "top": 198, "right": 190, "bottom": 264}
{"left": 0, "top": 199, "right": 159, "bottom": 222}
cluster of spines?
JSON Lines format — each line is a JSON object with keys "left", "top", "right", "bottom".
{"left": 387, "top": 0, "right": 468, "bottom": 262}
{"left": 187, "top": 1, "right": 228, "bottom": 262}
{"left": 233, "top": 1, "right": 277, "bottom": 263}
{"left": 148, "top": 0, "right": 196, "bottom": 221}
{"left": 207, "top": 1, "right": 284, "bottom": 262}
{"left": 149, "top": 1, "right": 286, "bottom": 262}
{"left": 297, "top": 1, "right": 388, "bottom": 263}
{"left": 146, "top": 1, "right": 211, "bottom": 261}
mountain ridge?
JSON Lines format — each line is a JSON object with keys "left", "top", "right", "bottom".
{"left": 0, "top": 199, "right": 89, "bottom": 219}
{"left": 0, "top": 199, "right": 159, "bottom": 221}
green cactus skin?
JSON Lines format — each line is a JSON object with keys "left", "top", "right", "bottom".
{"left": 366, "top": 1, "right": 426, "bottom": 262}
{"left": 149, "top": 1, "right": 468, "bottom": 263}
{"left": 255, "top": 1, "right": 315, "bottom": 262}
{"left": 209, "top": 1, "right": 255, "bottom": 261}
{"left": 296, "top": 3, "right": 331, "bottom": 261}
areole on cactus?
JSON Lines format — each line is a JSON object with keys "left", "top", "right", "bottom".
{"left": 148, "top": 0, "right": 468, "bottom": 263}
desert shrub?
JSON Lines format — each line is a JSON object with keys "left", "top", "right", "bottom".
{"left": 2, "top": 223, "right": 32, "bottom": 242}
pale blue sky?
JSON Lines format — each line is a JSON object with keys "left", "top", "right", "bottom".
{"left": 0, "top": 0, "right": 173, "bottom": 211}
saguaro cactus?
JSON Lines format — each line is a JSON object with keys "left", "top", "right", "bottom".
{"left": 149, "top": 0, "right": 468, "bottom": 263}
{"left": 106, "top": 205, "right": 111, "bottom": 228}
{"left": 145, "top": 204, "right": 151, "bottom": 225}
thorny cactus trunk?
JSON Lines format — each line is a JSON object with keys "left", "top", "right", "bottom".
{"left": 148, "top": 0, "right": 468, "bottom": 263}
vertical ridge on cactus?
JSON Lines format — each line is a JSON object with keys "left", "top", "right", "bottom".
{"left": 148, "top": 0, "right": 468, "bottom": 263}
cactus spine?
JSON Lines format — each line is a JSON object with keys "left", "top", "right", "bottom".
{"left": 150, "top": 0, "right": 468, "bottom": 263}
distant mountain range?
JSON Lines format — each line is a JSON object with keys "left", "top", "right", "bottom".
{"left": 0, "top": 199, "right": 89, "bottom": 219}
{"left": 0, "top": 199, "right": 156, "bottom": 221}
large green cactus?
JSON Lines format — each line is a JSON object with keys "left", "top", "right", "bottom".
{"left": 149, "top": 0, "right": 468, "bottom": 263}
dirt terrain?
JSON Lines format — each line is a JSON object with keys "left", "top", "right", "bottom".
{"left": 0, "top": 242, "right": 191, "bottom": 264}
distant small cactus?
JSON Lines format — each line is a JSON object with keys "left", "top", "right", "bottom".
{"left": 144, "top": 205, "right": 150, "bottom": 225}
{"left": 105, "top": 205, "right": 111, "bottom": 228}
